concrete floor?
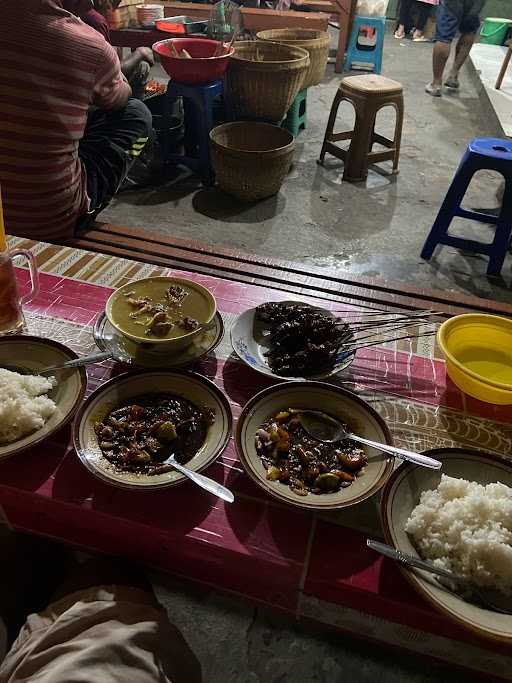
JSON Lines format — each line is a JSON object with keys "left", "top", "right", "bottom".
{"left": 151, "top": 573, "right": 485, "bottom": 683}
{"left": 103, "top": 32, "right": 512, "bottom": 303}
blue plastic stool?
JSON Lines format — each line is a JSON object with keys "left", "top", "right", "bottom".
{"left": 165, "top": 80, "right": 223, "bottom": 185}
{"left": 345, "top": 16, "right": 386, "bottom": 74}
{"left": 421, "top": 137, "right": 512, "bottom": 276}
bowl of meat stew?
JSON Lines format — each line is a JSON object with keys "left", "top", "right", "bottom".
{"left": 74, "top": 370, "right": 232, "bottom": 490}
{"left": 105, "top": 276, "right": 217, "bottom": 354}
{"left": 236, "top": 381, "right": 394, "bottom": 510}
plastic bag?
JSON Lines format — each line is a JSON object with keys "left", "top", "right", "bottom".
{"left": 355, "top": 0, "right": 389, "bottom": 17}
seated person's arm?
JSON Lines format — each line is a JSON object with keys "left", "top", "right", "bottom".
{"left": 121, "top": 47, "right": 155, "bottom": 81}
{"left": 93, "top": 41, "right": 132, "bottom": 110}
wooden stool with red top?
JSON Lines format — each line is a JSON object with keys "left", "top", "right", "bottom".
{"left": 319, "top": 74, "right": 404, "bottom": 182}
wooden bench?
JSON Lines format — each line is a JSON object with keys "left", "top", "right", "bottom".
{"left": 62, "top": 222, "right": 512, "bottom": 317}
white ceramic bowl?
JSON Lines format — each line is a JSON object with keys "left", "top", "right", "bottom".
{"left": 381, "top": 447, "right": 512, "bottom": 643}
{"left": 74, "top": 370, "right": 232, "bottom": 490}
{"left": 236, "top": 381, "right": 393, "bottom": 510}
{"left": 105, "top": 276, "right": 217, "bottom": 354}
{"left": 0, "top": 336, "right": 87, "bottom": 461}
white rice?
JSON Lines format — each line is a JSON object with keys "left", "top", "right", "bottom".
{"left": 405, "top": 474, "right": 512, "bottom": 595}
{"left": 0, "top": 369, "right": 57, "bottom": 444}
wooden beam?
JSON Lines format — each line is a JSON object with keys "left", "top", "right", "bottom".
{"left": 62, "top": 222, "right": 512, "bottom": 318}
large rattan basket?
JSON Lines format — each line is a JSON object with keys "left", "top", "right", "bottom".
{"left": 225, "top": 41, "right": 310, "bottom": 122}
{"left": 210, "top": 122, "right": 295, "bottom": 202}
{"left": 256, "top": 29, "right": 330, "bottom": 88}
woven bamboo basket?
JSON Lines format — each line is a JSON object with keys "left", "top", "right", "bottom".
{"left": 210, "top": 122, "right": 295, "bottom": 202}
{"left": 225, "top": 42, "right": 310, "bottom": 122}
{"left": 256, "top": 29, "right": 330, "bottom": 88}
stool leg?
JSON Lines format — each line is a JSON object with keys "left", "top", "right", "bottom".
{"left": 344, "top": 106, "right": 375, "bottom": 182}
{"left": 374, "top": 23, "right": 384, "bottom": 74}
{"left": 495, "top": 46, "right": 512, "bottom": 90}
{"left": 487, "top": 175, "right": 512, "bottom": 275}
{"left": 198, "top": 90, "right": 215, "bottom": 186}
{"left": 336, "top": 12, "right": 350, "bottom": 73}
{"left": 344, "top": 17, "right": 361, "bottom": 72}
{"left": 319, "top": 89, "right": 343, "bottom": 164}
{"left": 421, "top": 154, "right": 476, "bottom": 260}
{"left": 183, "top": 98, "right": 197, "bottom": 157}
{"left": 392, "top": 98, "right": 404, "bottom": 173}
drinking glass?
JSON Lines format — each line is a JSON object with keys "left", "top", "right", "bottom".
{"left": 0, "top": 249, "right": 39, "bottom": 335}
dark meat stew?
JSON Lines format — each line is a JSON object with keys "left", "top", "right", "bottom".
{"left": 255, "top": 409, "right": 367, "bottom": 496}
{"left": 255, "top": 302, "right": 352, "bottom": 377}
{"left": 95, "top": 393, "right": 215, "bottom": 475}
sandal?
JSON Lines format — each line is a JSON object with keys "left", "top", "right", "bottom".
{"left": 425, "top": 82, "right": 442, "bottom": 97}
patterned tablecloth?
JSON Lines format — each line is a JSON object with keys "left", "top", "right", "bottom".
{"left": 4, "top": 236, "right": 512, "bottom": 680}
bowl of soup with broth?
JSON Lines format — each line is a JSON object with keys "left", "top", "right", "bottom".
{"left": 105, "top": 277, "right": 217, "bottom": 353}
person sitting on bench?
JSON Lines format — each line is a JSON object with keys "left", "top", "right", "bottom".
{"left": 77, "top": 1, "right": 155, "bottom": 98}
{"left": 0, "top": 0, "right": 152, "bottom": 241}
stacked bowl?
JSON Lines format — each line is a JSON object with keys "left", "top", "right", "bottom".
{"left": 136, "top": 4, "right": 164, "bottom": 27}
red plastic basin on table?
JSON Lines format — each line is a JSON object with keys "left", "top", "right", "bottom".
{"left": 153, "top": 38, "right": 234, "bottom": 85}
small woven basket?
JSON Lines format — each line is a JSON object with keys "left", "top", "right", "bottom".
{"left": 210, "top": 122, "right": 295, "bottom": 202}
{"left": 256, "top": 29, "right": 330, "bottom": 88}
{"left": 226, "top": 41, "right": 310, "bottom": 122}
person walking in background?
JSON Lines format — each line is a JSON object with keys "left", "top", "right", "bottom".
{"left": 395, "top": 0, "right": 438, "bottom": 42}
{"left": 426, "top": 0, "right": 485, "bottom": 96}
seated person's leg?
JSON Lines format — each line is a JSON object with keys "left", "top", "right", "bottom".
{"left": 0, "top": 555, "right": 202, "bottom": 683}
{"left": 77, "top": 99, "right": 152, "bottom": 229}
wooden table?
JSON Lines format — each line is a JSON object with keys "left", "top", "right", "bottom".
{"left": 4, "top": 235, "right": 512, "bottom": 681}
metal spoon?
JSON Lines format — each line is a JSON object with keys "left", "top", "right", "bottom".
{"left": 367, "top": 540, "right": 512, "bottom": 615}
{"left": 297, "top": 410, "right": 442, "bottom": 470}
{"left": 38, "top": 350, "right": 114, "bottom": 375}
{"left": 162, "top": 454, "right": 234, "bottom": 503}
{"left": 2, "top": 350, "right": 113, "bottom": 377}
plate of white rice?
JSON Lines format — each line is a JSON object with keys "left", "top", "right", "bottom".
{"left": 381, "top": 448, "right": 512, "bottom": 643}
{"left": 0, "top": 337, "right": 87, "bottom": 460}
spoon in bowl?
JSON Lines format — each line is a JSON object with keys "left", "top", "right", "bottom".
{"left": 1, "top": 350, "right": 114, "bottom": 377}
{"left": 367, "top": 540, "right": 512, "bottom": 615}
{"left": 162, "top": 454, "right": 234, "bottom": 503}
{"left": 37, "top": 350, "right": 114, "bottom": 375}
{"left": 297, "top": 410, "right": 442, "bottom": 470}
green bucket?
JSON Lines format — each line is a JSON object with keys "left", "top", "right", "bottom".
{"left": 480, "top": 17, "right": 512, "bottom": 46}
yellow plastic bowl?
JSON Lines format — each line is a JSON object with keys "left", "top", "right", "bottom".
{"left": 437, "top": 314, "right": 512, "bottom": 405}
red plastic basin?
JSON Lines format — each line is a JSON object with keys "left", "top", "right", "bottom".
{"left": 153, "top": 38, "right": 234, "bottom": 85}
